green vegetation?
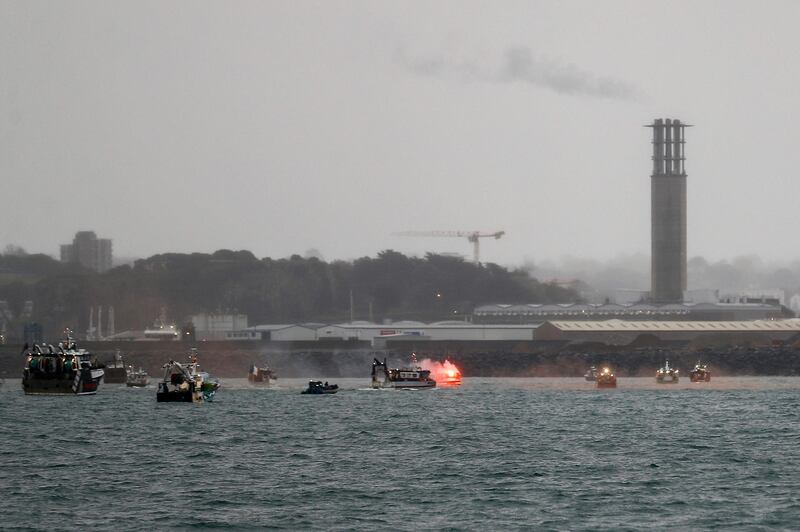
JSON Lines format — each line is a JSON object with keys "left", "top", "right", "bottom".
{"left": 0, "top": 249, "right": 577, "bottom": 335}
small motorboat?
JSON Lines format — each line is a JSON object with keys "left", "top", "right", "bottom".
{"left": 301, "top": 380, "right": 339, "bottom": 394}
{"left": 656, "top": 360, "right": 679, "bottom": 383}
{"left": 596, "top": 366, "right": 617, "bottom": 388}
{"left": 689, "top": 362, "right": 711, "bottom": 382}
{"left": 584, "top": 366, "right": 598, "bottom": 382}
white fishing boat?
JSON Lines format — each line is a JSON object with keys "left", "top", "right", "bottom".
{"left": 371, "top": 354, "right": 436, "bottom": 389}
{"left": 126, "top": 365, "right": 149, "bottom": 387}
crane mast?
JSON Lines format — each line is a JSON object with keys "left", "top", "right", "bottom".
{"left": 393, "top": 230, "right": 505, "bottom": 263}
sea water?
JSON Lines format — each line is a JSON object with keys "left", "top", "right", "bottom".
{"left": 1, "top": 378, "right": 799, "bottom": 530}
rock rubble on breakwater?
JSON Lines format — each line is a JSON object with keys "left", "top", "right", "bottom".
{"left": 3, "top": 341, "right": 800, "bottom": 378}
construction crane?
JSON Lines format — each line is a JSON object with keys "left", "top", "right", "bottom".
{"left": 394, "top": 230, "right": 506, "bottom": 263}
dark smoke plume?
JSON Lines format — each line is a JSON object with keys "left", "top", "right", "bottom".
{"left": 402, "top": 45, "right": 640, "bottom": 101}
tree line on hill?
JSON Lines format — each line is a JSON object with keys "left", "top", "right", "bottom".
{"left": 0, "top": 249, "right": 577, "bottom": 339}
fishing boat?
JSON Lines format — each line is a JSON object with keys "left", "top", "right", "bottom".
{"left": 371, "top": 354, "right": 436, "bottom": 389}
{"left": 143, "top": 313, "right": 179, "bottom": 340}
{"left": 656, "top": 360, "right": 679, "bottom": 383}
{"left": 596, "top": 366, "right": 617, "bottom": 388}
{"left": 156, "top": 349, "right": 219, "bottom": 403}
{"left": 689, "top": 362, "right": 711, "bottom": 382}
{"left": 21, "top": 331, "right": 105, "bottom": 395}
{"left": 126, "top": 365, "right": 149, "bottom": 387}
{"left": 248, "top": 363, "right": 277, "bottom": 384}
{"left": 102, "top": 349, "right": 127, "bottom": 384}
{"left": 301, "top": 380, "right": 339, "bottom": 394}
{"left": 584, "top": 366, "right": 598, "bottom": 382}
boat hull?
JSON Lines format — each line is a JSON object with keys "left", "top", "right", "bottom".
{"left": 596, "top": 380, "right": 617, "bottom": 388}
{"left": 22, "top": 369, "right": 103, "bottom": 396}
{"left": 372, "top": 380, "right": 436, "bottom": 389}
{"left": 156, "top": 389, "right": 198, "bottom": 402}
{"left": 103, "top": 367, "right": 127, "bottom": 384}
{"left": 248, "top": 376, "right": 275, "bottom": 385}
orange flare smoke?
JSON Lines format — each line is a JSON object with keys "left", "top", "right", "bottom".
{"left": 419, "top": 358, "right": 462, "bottom": 385}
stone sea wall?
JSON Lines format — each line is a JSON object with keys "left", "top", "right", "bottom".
{"left": 2, "top": 341, "right": 800, "bottom": 378}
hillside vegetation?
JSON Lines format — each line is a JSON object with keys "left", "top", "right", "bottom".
{"left": 0, "top": 249, "right": 577, "bottom": 337}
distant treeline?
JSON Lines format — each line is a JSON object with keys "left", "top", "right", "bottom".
{"left": 0, "top": 249, "right": 576, "bottom": 337}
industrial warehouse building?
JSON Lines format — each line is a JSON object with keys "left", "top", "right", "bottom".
{"left": 535, "top": 319, "right": 800, "bottom": 345}
{"left": 242, "top": 318, "right": 800, "bottom": 348}
{"left": 246, "top": 321, "right": 537, "bottom": 346}
{"left": 473, "top": 302, "right": 786, "bottom": 324}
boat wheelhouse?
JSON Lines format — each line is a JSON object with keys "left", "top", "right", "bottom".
{"left": 584, "top": 366, "right": 598, "bottom": 382}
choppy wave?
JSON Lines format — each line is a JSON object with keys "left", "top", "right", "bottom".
{"left": 1, "top": 378, "right": 799, "bottom": 530}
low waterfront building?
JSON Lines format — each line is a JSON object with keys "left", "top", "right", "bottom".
{"left": 190, "top": 313, "right": 249, "bottom": 341}
{"left": 246, "top": 321, "right": 538, "bottom": 346}
{"left": 473, "top": 302, "right": 787, "bottom": 324}
{"left": 535, "top": 319, "right": 800, "bottom": 345}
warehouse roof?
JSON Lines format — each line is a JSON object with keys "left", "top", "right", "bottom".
{"left": 546, "top": 319, "right": 800, "bottom": 332}
{"left": 249, "top": 321, "right": 540, "bottom": 331}
{"left": 474, "top": 302, "right": 779, "bottom": 315}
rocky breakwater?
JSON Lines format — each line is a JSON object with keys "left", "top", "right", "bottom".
{"left": 3, "top": 342, "right": 800, "bottom": 379}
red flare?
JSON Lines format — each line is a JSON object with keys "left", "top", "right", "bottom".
{"left": 418, "top": 358, "right": 462, "bottom": 386}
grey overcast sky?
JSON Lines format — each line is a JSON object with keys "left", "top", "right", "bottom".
{"left": 2, "top": 1, "right": 799, "bottom": 265}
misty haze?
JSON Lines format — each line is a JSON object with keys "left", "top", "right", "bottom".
{"left": 2, "top": 2, "right": 800, "bottom": 530}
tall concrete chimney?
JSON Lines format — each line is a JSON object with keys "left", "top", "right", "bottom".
{"left": 647, "top": 118, "right": 690, "bottom": 302}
